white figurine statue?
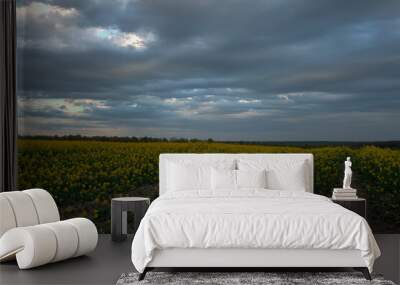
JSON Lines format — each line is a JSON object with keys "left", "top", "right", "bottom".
{"left": 343, "top": 157, "right": 353, "bottom": 189}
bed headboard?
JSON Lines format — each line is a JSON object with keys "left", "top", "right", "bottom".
{"left": 159, "top": 153, "right": 314, "bottom": 195}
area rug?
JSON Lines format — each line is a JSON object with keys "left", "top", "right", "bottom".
{"left": 116, "top": 272, "right": 396, "bottom": 285}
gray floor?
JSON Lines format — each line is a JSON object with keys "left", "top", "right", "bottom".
{"left": 0, "top": 235, "right": 134, "bottom": 285}
{"left": 374, "top": 234, "right": 400, "bottom": 284}
{"left": 0, "top": 234, "right": 399, "bottom": 285}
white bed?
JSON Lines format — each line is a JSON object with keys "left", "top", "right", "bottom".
{"left": 131, "top": 154, "right": 380, "bottom": 280}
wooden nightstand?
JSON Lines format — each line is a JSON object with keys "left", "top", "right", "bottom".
{"left": 331, "top": 198, "right": 366, "bottom": 219}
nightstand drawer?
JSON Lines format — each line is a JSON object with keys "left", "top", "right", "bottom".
{"left": 331, "top": 198, "right": 366, "bottom": 219}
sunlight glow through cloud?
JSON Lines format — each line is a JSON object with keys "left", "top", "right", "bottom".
{"left": 17, "top": 2, "right": 156, "bottom": 51}
{"left": 92, "top": 27, "right": 156, "bottom": 49}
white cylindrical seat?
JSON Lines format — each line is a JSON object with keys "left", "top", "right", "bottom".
{"left": 1, "top": 191, "right": 39, "bottom": 227}
{"left": 0, "top": 189, "right": 98, "bottom": 269}
{"left": 65, "top": 218, "right": 98, "bottom": 257}
{"left": 0, "top": 196, "right": 17, "bottom": 237}
{"left": 42, "top": 221, "right": 79, "bottom": 262}
{"left": 24, "top": 188, "right": 60, "bottom": 224}
{"left": 0, "top": 226, "right": 57, "bottom": 269}
{"left": 0, "top": 218, "right": 98, "bottom": 269}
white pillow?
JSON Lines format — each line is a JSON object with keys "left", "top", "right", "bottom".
{"left": 266, "top": 164, "right": 306, "bottom": 191}
{"left": 167, "top": 162, "right": 211, "bottom": 191}
{"left": 236, "top": 169, "right": 267, "bottom": 189}
{"left": 211, "top": 168, "right": 236, "bottom": 191}
{"left": 238, "top": 159, "right": 307, "bottom": 191}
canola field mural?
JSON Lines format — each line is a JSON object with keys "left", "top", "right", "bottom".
{"left": 17, "top": 139, "right": 400, "bottom": 233}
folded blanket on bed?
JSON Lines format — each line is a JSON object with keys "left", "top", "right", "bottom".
{"left": 131, "top": 190, "right": 380, "bottom": 273}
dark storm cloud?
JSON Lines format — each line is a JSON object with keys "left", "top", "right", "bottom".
{"left": 16, "top": 0, "right": 400, "bottom": 140}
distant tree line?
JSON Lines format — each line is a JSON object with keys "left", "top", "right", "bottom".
{"left": 228, "top": 140, "right": 400, "bottom": 149}
{"left": 18, "top": 135, "right": 214, "bottom": 143}
{"left": 18, "top": 135, "right": 399, "bottom": 148}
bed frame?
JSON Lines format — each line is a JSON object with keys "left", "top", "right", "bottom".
{"left": 141, "top": 248, "right": 370, "bottom": 280}
{"left": 139, "top": 154, "right": 371, "bottom": 280}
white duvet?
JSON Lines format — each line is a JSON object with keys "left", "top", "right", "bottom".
{"left": 131, "top": 190, "right": 380, "bottom": 273}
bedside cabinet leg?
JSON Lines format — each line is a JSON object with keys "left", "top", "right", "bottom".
{"left": 354, "top": 267, "right": 371, "bottom": 280}
{"left": 138, "top": 268, "right": 148, "bottom": 281}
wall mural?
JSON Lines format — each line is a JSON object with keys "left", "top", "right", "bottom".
{"left": 16, "top": 0, "right": 400, "bottom": 233}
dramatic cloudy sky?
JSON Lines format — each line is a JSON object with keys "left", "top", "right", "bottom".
{"left": 17, "top": 0, "right": 400, "bottom": 140}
